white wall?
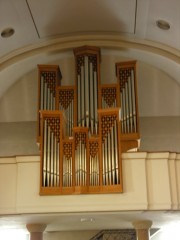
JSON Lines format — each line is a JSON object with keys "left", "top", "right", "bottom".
{"left": 139, "top": 116, "right": 180, "bottom": 152}
{"left": 0, "top": 153, "right": 179, "bottom": 215}
{"left": 0, "top": 116, "right": 180, "bottom": 157}
{"left": 0, "top": 153, "right": 180, "bottom": 240}
{"left": 0, "top": 122, "right": 39, "bottom": 156}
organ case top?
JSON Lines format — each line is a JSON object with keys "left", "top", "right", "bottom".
{"left": 37, "top": 46, "right": 140, "bottom": 195}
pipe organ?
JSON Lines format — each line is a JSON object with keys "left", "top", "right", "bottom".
{"left": 116, "top": 61, "right": 140, "bottom": 152}
{"left": 37, "top": 65, "right": 62, "bottom": 143}
{"left": 38, "top": 46, "right": 140, "bottom": 195}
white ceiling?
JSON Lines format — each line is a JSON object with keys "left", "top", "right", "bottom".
{"left": 0, "top": 0, "right": 180, "bottom": 56}
{"left": 0, "top": 0, "right": 180, "bottom": 238}
{"left": 0, "top": 0, "right": 180, "bottom": 99}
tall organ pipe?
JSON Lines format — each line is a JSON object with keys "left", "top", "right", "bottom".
{"left": 81, "top": 65, "right": 85, "bottom": 127}
{"left": 90, "top": 62, "right": 94, "bottom": 134}
{"left": 131, "top": 70, "right": 137, "bottom": 132}
{"left": 54, "top": 139, "right": 57, "bottom": 186}
{"left": 57, "top": 142, "right": 60, "bottom": 187}
{"left": 114, "top": 120, "right": 119, "bottom": 184}
{"left": 50, "top": 131, "right": 54, "bottom": 186}
{"left": 43, "top": 119, "right": 47, "bottom": 186}
{"left": 40, "top": 76, "right": 44, "bottom": 110}
{"left": 78, "top": 76, "right": 81, "bottom": 126}
{"left": 111, "top": 126, "right": 115, "bottom": 185}
{"left": 85, "top": 56, "right": 89, "bottom": 128}
{"left": 128, "top": 76, "right": 133, "bottom": 132}
{"left": 94, "top": 71, "right": 98, "bottom": 134}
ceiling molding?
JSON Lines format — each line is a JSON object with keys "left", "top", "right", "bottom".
{"left": 0, "top": 34, "right": 180, "bottom": 71}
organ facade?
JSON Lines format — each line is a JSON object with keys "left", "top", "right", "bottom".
{"left": 37, "top": 46, "right": 140, "bottom": 195}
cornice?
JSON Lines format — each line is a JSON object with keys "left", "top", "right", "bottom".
{"left": 0, "top": 34, "right": 180, "bottom": 71}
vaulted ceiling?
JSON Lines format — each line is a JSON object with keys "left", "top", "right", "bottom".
{"left": 0, "top": 0, "right": 180, "bottom": 100}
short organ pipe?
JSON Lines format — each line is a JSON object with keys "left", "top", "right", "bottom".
{"left": 43, "top": 119, "right": 47, "bottom": 186}
{"left": 90, "top": 62, "right": 94, "bottom": 134}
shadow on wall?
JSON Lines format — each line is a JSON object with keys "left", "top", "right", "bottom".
{"left": 0, "top": 122, "right": 39, "bottom": 157}
{"left": 0, "top": 116, "right": 180, "bottom": 157}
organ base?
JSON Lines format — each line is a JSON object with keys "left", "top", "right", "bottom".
{"left": 121, "top": 139, "right": 140, "bottom": 153}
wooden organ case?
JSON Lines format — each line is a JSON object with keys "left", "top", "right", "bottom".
{"left": 38, "top": 46, "right": 140, "bottom": 195}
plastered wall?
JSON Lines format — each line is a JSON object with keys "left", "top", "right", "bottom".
{"left": 0, "top": 153, "right": 179, "bottom": 215}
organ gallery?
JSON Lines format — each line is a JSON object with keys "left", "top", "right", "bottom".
{"left": 37, "top": 46, "right": 140, "bottom": 195}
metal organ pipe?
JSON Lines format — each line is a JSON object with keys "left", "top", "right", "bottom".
{"left": 117, "top": 66, "right": 137, "bottom": 135}
{"left": 40, "top": 76, "right": 44, "bottom": 110}
{"left": 77, "top": 56, "right": 98, "bottom": 135}
{"left": 63, "top": 154, "right": 72, "bottom": 187}
{"left": 70, "top": 156, "right": 72, "bottom": 187}
{"left": 131, "top": 69, "right": 137, "bottom": 132}
{"left": 89, "top": 141, "right": 99, "bottom": 187}
{"left": 90, "top": 62, "right": 94, "bottom": 134}
{"left": 58, "top": 89, "right": 74, "bottom": 137}
{"left": 42, "top": 115, "right": 61, "bottom": 188}
{"left": 125, "top": 81, "right": 130, "bottom": 133}
{"left": 81, "top": 65, "right": 85, "bottom": 127}
{"left": 123, "top": 89, "right": 127, "bottom": 133}
{"left": 120, "top": 91, "right": 124, "bottom": 133}
{"left": 111, "top": 126, "right": 115, "bottom": 185}
{"left": 57, "top": 141, "right": 60, "bottom": 187}
{"left": 78, "top": 76, "right": 81, "bottom": 126}
{"left": 96, "top": 154, "right": 99, "bottom": 186}
{"left": 128, "top": 76, "right": 133, "bottom": 132}
{"left": 100, "top": 115, "right": 120, "bottom": 186}
{"left": 94, "top": 71, "right": 98, "bottom": 134}
{"left": 43, "top": 119, "right": 47, "bottom": 187}
{"left": 47, "top": 87, "right": 50, "bottom": 110}
{"left": 102, "top": 140, "right": 105, "bottom": 185}
{"left": 50, "top": 131, "right": 54, "bottom": 186}
{"left": 114, "top": 120, "right": 119, "bottom": 184}
{"left": 63, "top": 155, "right": 66, "bottom": 186}
{"left": 65, "top": 106, "right": 69, "bottom": 136}
{"left": 108, "top": 132, "right": 112, "bottom": 185}
{"left": 85, "top": 56, "right": 89, "bottom": 128}
{"left": 44, "top": 81, "right": 47, "bottom": 110}
{"left": 75, "top": 143, "right": 79, "bottom": 186}
{"left": 79, "top": 141, "right": 82, "bottom": 185}
{"left": 84, "top": 145, "right": 86, "bottom": 186}
{"left": 71, "top": 100, "right": 74, "bottom": 131}
{"left": 47, "top": 124, "right": 51, "bottom": 187}
{"left": 53, "top": 133, "right": 57, "bottom": 186}
{"left": 95, "top": 155, "right": 98, "bottom": 186}
{"left": 105, "top": 137, "right": 108, "bottom": 185}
